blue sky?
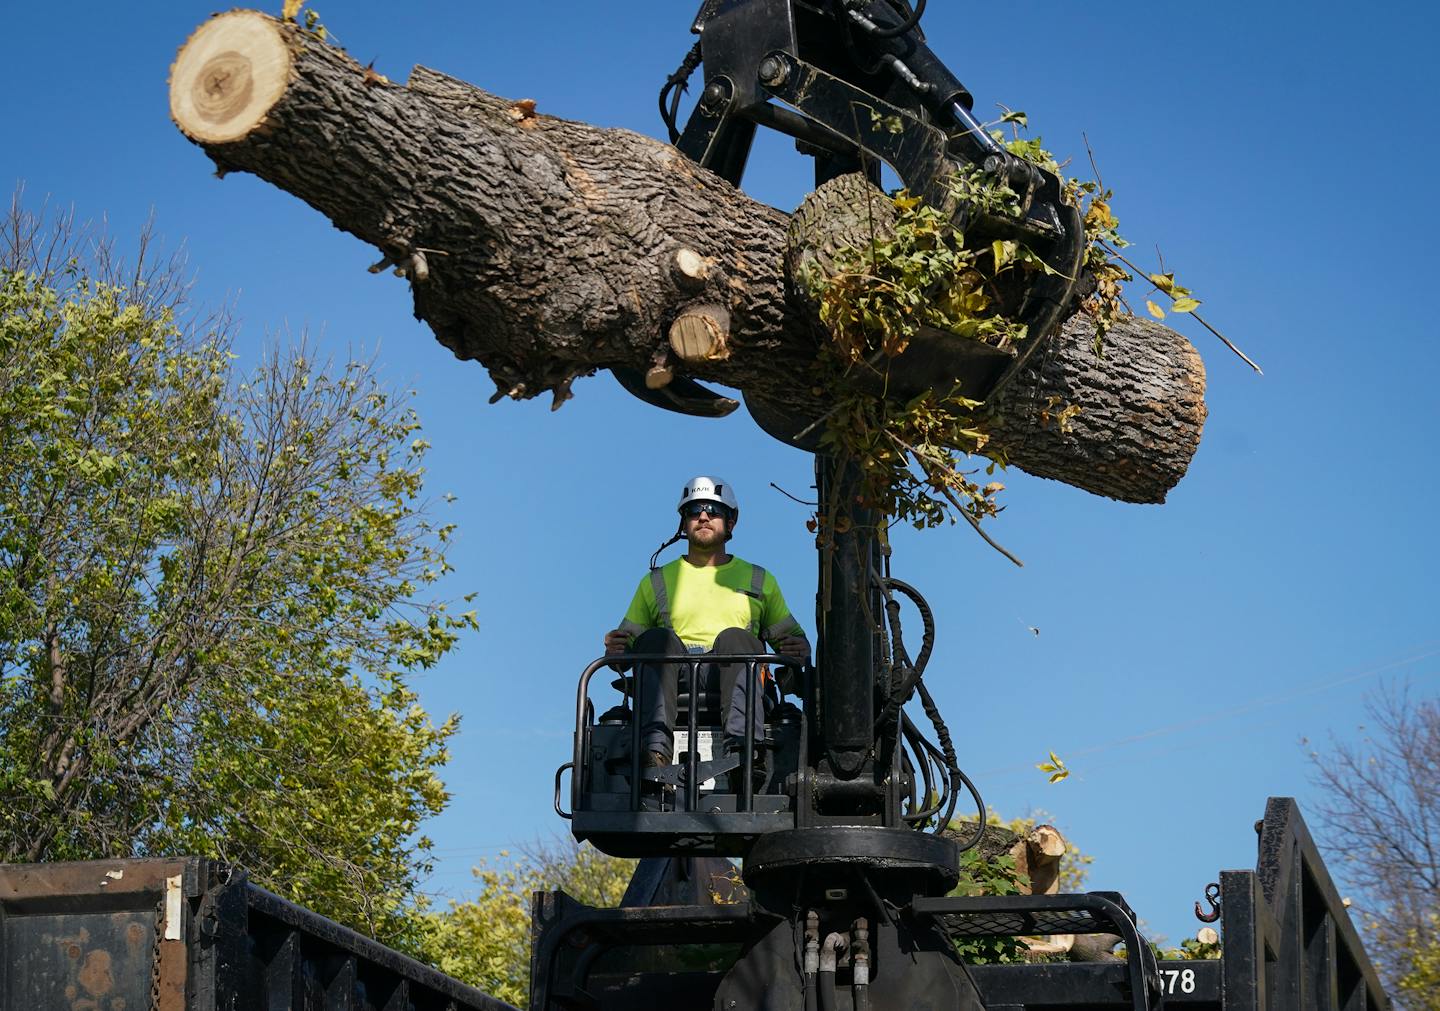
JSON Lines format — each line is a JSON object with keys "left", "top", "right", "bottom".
{"left": 2, "top": 1, "right": 1437, "bottom": 947}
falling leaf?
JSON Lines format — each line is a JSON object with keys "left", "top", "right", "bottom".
{"left": 1036, "top": 750, "right": 1069, "bottom": 784}
{"left": 1146, "top": 300, "right": 1166, "bottom": 320}
{"left": 282, "top": 0, "right": 305, "bottom": 20}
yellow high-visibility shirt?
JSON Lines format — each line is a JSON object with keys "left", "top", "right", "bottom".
{"left": 617, "top": 555, "right": 805, "bottom": 649}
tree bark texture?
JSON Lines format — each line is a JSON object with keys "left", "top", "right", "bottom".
{"left": 170, "top": 11, "right": 1205, "bottom": 503}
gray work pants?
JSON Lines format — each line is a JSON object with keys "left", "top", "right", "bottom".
{"left": 630, "top": 627, "right": 766, "bottom": 760}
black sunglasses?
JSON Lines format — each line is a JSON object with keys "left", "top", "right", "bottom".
{"left": 682, "top": 501, "right": 731, "bottom": 519}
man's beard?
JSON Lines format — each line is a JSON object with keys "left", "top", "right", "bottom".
{"left": 689, "top": 526, "right": 724, "bottom": 550}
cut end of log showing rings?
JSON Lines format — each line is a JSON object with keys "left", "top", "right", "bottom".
{"left": 170, "top": 12, "right": 291, "bottom": 144}
{"left": 669, "top": 305, "right": 732, "bottom": 363}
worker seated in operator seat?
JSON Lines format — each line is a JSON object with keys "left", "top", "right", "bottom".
{"left": 603, "top": 475, "right": 810, "bottom": 787}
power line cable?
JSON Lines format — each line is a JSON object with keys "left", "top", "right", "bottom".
{"left": 977, "top": 644, "right": 1440, "bottom": 777}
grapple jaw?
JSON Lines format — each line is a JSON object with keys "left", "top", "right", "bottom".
{"left": 633, "top": 0, "right": 1089, "bottom": 433}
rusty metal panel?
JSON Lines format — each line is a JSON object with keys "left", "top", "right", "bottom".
{"left": 0, "top": 859, "right": 200, "bottom": 1011}
{"left": 3, "top": 907, "right": 158, "bottom": 1010}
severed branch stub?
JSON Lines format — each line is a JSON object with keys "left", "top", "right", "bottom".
{"left": 168, "top": 9, "right": 1208, "bottom": 505}
{"left": 646, "top": 346, "right": 675, "bottom": 389}
{"left": 671, "top": 247, "right": 712, "bottom": 291}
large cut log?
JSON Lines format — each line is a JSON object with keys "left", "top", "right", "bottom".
{"left": 169, "top": 10, "right": 1206, "bottom": 503}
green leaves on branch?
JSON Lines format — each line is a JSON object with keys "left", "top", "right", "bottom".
{"left": 798, "top": 173, "right": 1023, "bottom": 536}
{"left": 813, "top": 182, "right": 1023, "bottom": 365}
{"left": 797, "top": 114, "right": 1216, "bottom": 541}
{"left": 800, "top": 157, "right": 1105, "bottom": 537}
{"left": 951, "top": 848, "right": 1031, "bottom": 964}
{"left": 1145, "top": 272, "right": 1201, "bottom": 318}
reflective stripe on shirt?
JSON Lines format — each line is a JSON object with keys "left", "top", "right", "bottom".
{"left": 746, "top": 565, "right": 766, "bottom": 634}
{"left": 764, "top": 617, "right": 804, "bottom": 641}
{"left": 618, "top": 619, "right": 649, "bottom": 641}
{"left": 649, "top": 568, "right": 670, "bottom": 629}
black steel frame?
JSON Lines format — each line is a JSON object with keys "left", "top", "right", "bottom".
{"left": 1214, "top": 798, "right": 1389, "bottom": 1011}
{"left": 528, "top": 798, "right": 1392, "bottom": 1010}
{"left": 0, "top": 857, "right": 515, "bottom": 1011}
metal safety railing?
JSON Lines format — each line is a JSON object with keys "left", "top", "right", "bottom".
{"left": 566, "top": 652, "right": 808, "bottom": 816}
{"left": 912, "top": 891, "right": 1160, "bottom": 1011}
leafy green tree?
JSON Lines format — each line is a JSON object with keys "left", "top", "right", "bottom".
{"left": 420, "top": 839, "right": 638, "bottom": 1006}
{"left": 0, "top": 203, "right": 473, "bottom": 949}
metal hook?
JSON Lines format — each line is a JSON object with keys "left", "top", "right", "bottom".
{"left": 1194, "top": 881, "right": 1221, "bottom": 923}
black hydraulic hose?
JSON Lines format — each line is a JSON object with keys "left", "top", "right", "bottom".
{"left": 852, "top": 918, "right": 872, "bottom": 1011}
{"left": 874, "top": 569, "right": 984, "bottom": 842}
{"left": 916, "top": 676, "right": 985, "bottom": 848}
{"left": 950, "top": 761, "right": 987, "bottom": 852}
{"left": 818, "top": 933, "right": 845, "bottom": 1011}
{"left": 873, "top": 577, "right": 933, "bottom": 732}
{"left": 907, "top": 748, "right": 950, "bottom": 824}
{"left": 803, "top": 911, "right": 820, "bottom": 1011}
{"left": 900, "top": 712, "right": 947, "bottom": 823}
{"left": 873, "top": 575, "right": 914, "bottom": 728}
{"left": 897, "top": 724, "right": 923, "bottom": 816}
{"left": 818, "top": 970, "right": 837, "bottom": 1011}
{"left": 658, "top": 41, "right": 704, "bottom": 143}
{"left": 866, "top": 0, "right": 927, "bottom": 39}
{"left": 883, "top": 577, "right": 935, "bottom": 674}
{"left": 830, "top": 0, "right": 887, "bottom": 77}
{"left": 916, "top": 676, "right": 960, "bottom": 827}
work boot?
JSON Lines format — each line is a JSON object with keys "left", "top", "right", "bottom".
{"left": 639, "top": 750, "right": 671, "bottom": 812}
{"left": 724, "top": 737, "right": 768, "bottom": 794}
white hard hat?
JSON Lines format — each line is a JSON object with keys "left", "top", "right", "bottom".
{"left": 678, "top": 475, "right": 739, "bottom": 515}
